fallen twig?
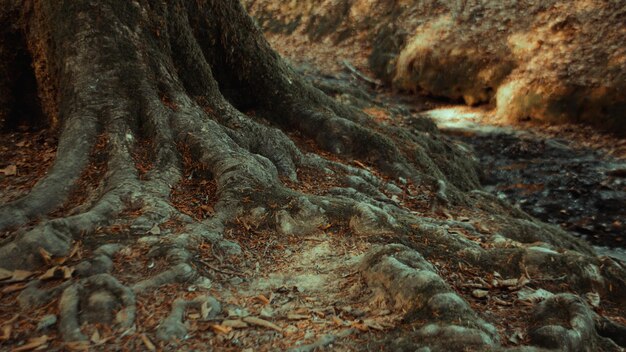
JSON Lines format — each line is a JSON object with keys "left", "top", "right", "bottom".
{"left": 199, "top": 260, "right": 246, "bottom": 277}
{"left": 342, "top": 60, "right": 382, "bottom": 87}
{"left": 243, "top": 316, "right": 283, "bottom": 332}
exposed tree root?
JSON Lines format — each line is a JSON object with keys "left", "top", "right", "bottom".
{"left": 0, "top": 0, "right": 624, "bottom": 350}
{"left": 529, "top": 294, "right": 623, "bottom": 351}
{"left": 156, "top": 295, "right": 220, "bottom": 341}
{"left": 59, "top": 274, "right": 136, "bottom": 342}
{"left": 361, "top": 244, "right": 499, "bottom": 351}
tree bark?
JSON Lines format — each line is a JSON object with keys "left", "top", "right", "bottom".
{"left": 0, "top": 0, "right": 624, "bottom": 350}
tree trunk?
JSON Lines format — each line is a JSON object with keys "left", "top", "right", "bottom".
{"left": 0, "top": 0, "right": 624, "bottom": 350}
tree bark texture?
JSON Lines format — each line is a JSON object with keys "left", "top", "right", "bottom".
{"left": 0, "top": 1, "right": 624, "bottom": 350}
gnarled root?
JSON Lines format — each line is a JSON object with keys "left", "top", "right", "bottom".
{"left": 361, "top": 244, "right": 499, "bottom": 351}
{"left": 529, "top": 294, "right": 624, "bottom": 351}
{"left": 0, "top": 0, "right": 624, "bottom": 350}
{"left": 59, "top": 274, "right": 136, "bottom": 342}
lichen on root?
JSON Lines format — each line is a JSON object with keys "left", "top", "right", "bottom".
{"left": 0, "top": 0, "right": 624, "bottom": 351}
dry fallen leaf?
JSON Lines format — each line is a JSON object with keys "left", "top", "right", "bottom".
{"left": 517, "top": 274, "right": 531, "bottom": 287}
{"left": 353, "top": 160, "right": 367, "bottom": 169}
{"left": 351, "top": 321, "right": 369, "bottom": 332}
{"left": 64, "top": 341, "right": 90, "bottom": 351}
{"left": 200, "top": 300, "right": 212, "bottom": 320}
{"left": 257, "top": 294, "right": 270, "bottom": 305}
{"left": 498, "top": 278, "right": 518, "bottom": 287}
{"left": 0, "top": 165, "right": 17, "bottom": 176}
{"left": 283, "top": 325, "right": 298, "bottom": 336}
{"left": 140, "top": 333, "right": 156, "bottom": 351}
{"left": 319, "top": 223, "right": 332, "bottom": 230}
{"left": 52, "top": 256, "right": 68, "bottom": 265}
{"left": 2, "top": 283, "right": 27, "bottom": 294}
{"left": 586, "top": 292, "right": 601, "bottom": 308}
{"left": 39, "top": 248, "right": 52, "bottom": 265}
{"left": 11, "top": 270, "right": 34, "bottom": 282}
{"left": 12, "top": 335, "right": 48, "bottom": 351}
{"left": 0, "top": 325, "right": 11, "bottom": 341}
{"left": 68, "top": 242, "right": 82, "bottom": 259}
{"left": 62, "top": 266, "right": 75, "bottom": 279}
{"left": 508, "top": 330, "right": 525, "bottom": 345}
{"left": 90, "top": 330, "right": 101, "bottom": 344}
{"left": 38, "top": 266, "right": 74, "bottom": 280}
{"left": 210, "top": 324, "right": 233, "bottom": 334}
{"left": 39, "top": 266, "right": 59, "bottom": 280}
{"left": 332, "top": 316, "right": 344, "bottom": 326}
{"left": 0, "top": 268, "right": 12, "bottom": 281}
{"left": 200, "top": 204, "right": 214, "bottom": 215}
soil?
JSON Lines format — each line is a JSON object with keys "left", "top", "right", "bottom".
{"left": 0, "top": 1, "right": 625, "bottom": 349}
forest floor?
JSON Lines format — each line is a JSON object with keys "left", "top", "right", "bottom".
{"left": 370, "top": 88, "right": 626, "bottom": 258}
{"left": 277, "top": 26, "right": 626, "bottom": 253}
{"left": 1, "top": 47, "right": 626, "bottom": 352}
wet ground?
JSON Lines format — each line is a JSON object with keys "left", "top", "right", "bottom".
{"left": 422, "top": 107, "right": 626, "bottom": 249}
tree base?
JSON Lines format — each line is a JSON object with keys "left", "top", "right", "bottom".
{"left": 0, "top": 0, "right": 624, "bottom": 351}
